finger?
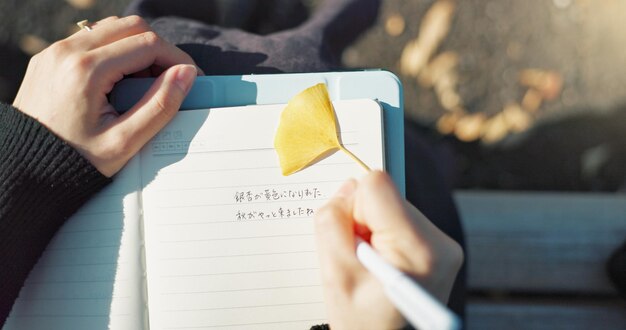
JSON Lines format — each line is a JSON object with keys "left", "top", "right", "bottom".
{"left": 77, "top": 16, "right": 120, "bottom": 32}
{"left": 353, "top": 171, "right": 417, "bottom": 234}
{"left": 91, "top": 31, "right": 200, "bottom": 85}
{"left": 77, "top": 15, "right": 152, "bottom": 50}
{"left": 353, "top": 171, "right": 433, "bottom": 274}
{"left": 92, "top": 16, "right": 120, "bottom": 27}
{"left": 108, "top": 64, "right": 196, "bottom": 159}
{"left": 68, "top": 16, "right": 119, "bottom": 40}
{"left": 314, "top": 180, "right": 362, "bottom": 280}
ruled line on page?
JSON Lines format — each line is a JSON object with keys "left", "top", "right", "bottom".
{"left": 162, "top": 301, "right": 325, "bottom": 312}
{"left": 155, "top": 159, "right": 356, "bottom": 176}
{"left": 156, "top": 198, "right": 326, "bottom": 209}
{"left": 162, "top": 318, "right": 326, "bottom": 329}
{"left": 159, "top": 267, "right": 319, "bottom": 278}
{"left": 160, "top": 284, "right": 322, "bottom": 296}
{"left": 158, "top": 233, "right": 315, "bottom": 243}
{"left": 159, "top": 250, "right": 316, "bottom": 261}
{"left": 151, "top": 178, "right": 345, "bottom": 193}
{"left": 155, "top": 216, "right": 312, "bottom": 226}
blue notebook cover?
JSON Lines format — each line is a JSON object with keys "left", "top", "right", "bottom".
{"left": 111, "top": 70, "right": 405, "bottom": 195}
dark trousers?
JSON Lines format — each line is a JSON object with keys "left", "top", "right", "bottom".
{"left": 125, "top": 0, "right": 467, "bottom": 320}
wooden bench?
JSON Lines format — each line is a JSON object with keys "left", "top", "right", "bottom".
{"left": 454, "top": 191, "right": 626, "bottom": 329}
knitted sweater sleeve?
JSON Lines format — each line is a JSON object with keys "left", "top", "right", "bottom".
{"left": 0, "top": 103, "right": 112, "bottom": 325}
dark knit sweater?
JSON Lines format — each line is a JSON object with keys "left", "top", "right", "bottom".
{"left": 0, "top": 103, "right": 111, "bottom": 325}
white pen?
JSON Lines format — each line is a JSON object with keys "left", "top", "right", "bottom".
{"left": 356, "top": 238, "right": 461, "bottom": 330}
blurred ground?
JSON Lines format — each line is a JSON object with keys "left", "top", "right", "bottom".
{"left": 347, "top": 0, "right": 626, "bottom": 191}
{"left": 348, "top": 0, "right": 626, "bottom": 123}
{"left": 2, "top": 0, "right": 626, "bottom": 191}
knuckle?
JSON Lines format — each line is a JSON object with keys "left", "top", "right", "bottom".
{"left": 47, "top": 40, "right": 71, "bottom": 58}
{"left": 29, "top": 52, "right": 41, "bottom": 65}
{"left": 125, "top": 15, "right": 150, "bottom": 32}
{"left": 152, "top": 95, "right": 177, "bottom": 119}
{"left": 139, "top": 31, "right": 161, "bottom": 48}
{"left": 152, "top": 96, "right": 167, "bottom": 113}
{"left": 72, "top": 53, "right": 96, "bottom": 71}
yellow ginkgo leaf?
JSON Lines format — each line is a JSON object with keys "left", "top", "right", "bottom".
{"left": 274, "top": 83, "right": 370, "bottom": 176}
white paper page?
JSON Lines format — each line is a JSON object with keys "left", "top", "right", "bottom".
{"left": 140, "top": 99, "right": 384, "bottom": 330}
{"left": 4, "top": 157, "right": 146, "bottom": 330}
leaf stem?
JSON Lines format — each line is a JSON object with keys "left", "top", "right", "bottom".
{"left": 339, "top": 145, "right": 371, "bottom": 172}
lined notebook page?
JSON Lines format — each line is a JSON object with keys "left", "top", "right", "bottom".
{"left": 140, "top": 99, "right": 384, "bottom": 330}
{"left": 4, "top": 158, "right": 146, "bottom": 330}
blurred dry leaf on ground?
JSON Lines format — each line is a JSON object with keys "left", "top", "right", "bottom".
{"left": 521, "top": 88, "right": 543, "bottom": 113}
{"left": 502, "top": 103, "right": 532, "bottom": 133}
{"left": 519, "top": 69, "right": 563, "bottom": 100}
{"left": 481, "top": 111, "right": 510, "bottom": 144}
{"left": 421, "top": 51, "right": 463, "bottom": 112}
{"left": 436, "top": 111, "right": 462, "bottom": 135}
{"left": 400, "top": 0, "right": 456, "bottom": 77}
{"left": 395, "top": 1, "right": 566, "bottom": 144}
{"left": 385, "top": 13, "right": 405, "bottom": 37}
{"left": 19, "top": 34, "right": 49, "bottom": 55}
{"left": 418, "top": 51, "right": 458, "bottom": 88}
{"left": 65, "top": 0, "right": 96, "bottom": 10}
{"left": 454, "top": 113, "right": 486, "bottom": 142}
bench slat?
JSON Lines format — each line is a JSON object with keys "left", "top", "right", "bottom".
{"left": 467, "top": 298, "right": 626, "bottom": 330}
{"left": 455, "top": 191, "right": 626, "bottom": 294}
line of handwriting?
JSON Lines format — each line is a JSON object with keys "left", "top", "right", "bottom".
{"left": 234, "top": 188, "right": 322, "bottom": 203}
{"left": 235, "top": 206, "right": 316, "bottom": 221}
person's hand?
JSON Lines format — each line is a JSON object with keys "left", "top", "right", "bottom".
{"left": 314, "top": 171, "right": 464, "bottom": 329}
{"left": 13, "top": 16, "right": 201, "bottom": 177}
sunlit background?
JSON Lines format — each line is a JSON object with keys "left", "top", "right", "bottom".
{"left": 1, "top": 0, "right": 625, "bottom": 329}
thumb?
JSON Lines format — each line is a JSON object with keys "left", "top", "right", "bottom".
{"left": 111, "top": 64, "right": 196, "bottom": 155}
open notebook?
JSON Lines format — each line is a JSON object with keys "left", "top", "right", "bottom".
{"left": 4, "top": 98, "right": 384, "bottom": 330}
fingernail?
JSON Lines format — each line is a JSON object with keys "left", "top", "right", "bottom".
{"left": 196, "top": 65, "right": 206, "bottom": 76}
{"left": 334, "top": 179, "right": 356, "bottom": 198}
{"left": 174, "top": 65, "right": 196, "bottom": 93}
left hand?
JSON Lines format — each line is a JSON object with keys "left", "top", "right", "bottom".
{"left": 13, "top": 16, "right": 201, "bottom": 177}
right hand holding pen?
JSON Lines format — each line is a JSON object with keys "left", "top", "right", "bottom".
{"left": 314, "top": 171, "right": 464, "bottom": 329}
{"left": 13, "top": 16, "right": 201, "bottom": 177}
